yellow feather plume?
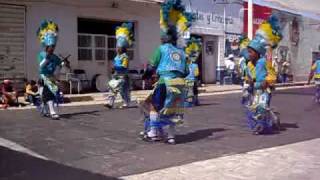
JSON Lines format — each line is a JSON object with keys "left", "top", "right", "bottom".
{"left": 37, "top": 21, "right": 58, "bottom": 43}
{"left": 185, "top": 42, "right": 200, "bottom": 57}
{"left": 257, "top": 22, "right": 281, "bottom": 46}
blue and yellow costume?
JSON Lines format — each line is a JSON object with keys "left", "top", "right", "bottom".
{"left": 37, "top": 20, "right": 63, "bottom": 119}
{"left": 150, "top": 43, "right": 188, "bottom": 115}
{"left": 185, "top": 37, "right": 201, "bottom": 107}
{"left": 238, "top": 36, "right": 254, "bottom": 105}
{"left": 38, "top": 52, "right": 61, "bottom": 100}
{"left": 310, "top": 59, "right": 320, "bottom": 79}
{"left": 246, "top": 15, "right": 282, "bottom": 134}
{"left": 142, "top": 0, "right": 194, "bottom": 144}
{"left": 37, "top": 20, "right": 61, "bottom": 99}
{"left": 308, "top": 59, "right": 320, "bottom": 103}
{"left": 106, "top": 23, "right": 133, "bottom": 108}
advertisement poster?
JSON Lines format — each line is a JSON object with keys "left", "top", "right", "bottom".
{"left": 243, "top": 2, "right": 272, "bottom": 36}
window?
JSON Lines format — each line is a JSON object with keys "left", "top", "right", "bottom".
{"left": 77, "top": 18, "right": 135, "bottom": 61}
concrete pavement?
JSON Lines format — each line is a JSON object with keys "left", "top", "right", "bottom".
{"left": 123, "top": 138, "right": 320, "bottom": 180}
{"left": 1, "top": 87, "right": 319, "bottom": 179}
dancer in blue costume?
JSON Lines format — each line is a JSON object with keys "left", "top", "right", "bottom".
{"left": 307, "top": 57, "right": 320, "bottom": 103}
{"left": 246, "top": 15, "right": 282, "bottom": 134}
{"left": 238, "top": 36, "right": 253, "bottom": 106}
{"left": 105, "top": 23, "right": 133, "bottom": 108}
{"left": 37, "top": 20, "right": 67, "bottom": 120}
{"left": 184, "top": 37, "right": 202, "bottom": 107}
{"left": 140, "top": 0, "right": 194, "bottom": 144}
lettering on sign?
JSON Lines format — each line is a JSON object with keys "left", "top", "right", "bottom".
{"left": 192, "top": 10, "right": 234, "bottom": 25}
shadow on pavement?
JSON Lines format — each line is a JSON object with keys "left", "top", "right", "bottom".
{"left": 0, "top": 146, "right": 118, "bottom": 180}
{"left": 176, "top": 128, "right": 226, "bottom": 144}
{"left": 102, "top": 105, "right": 138, "bottom": 111}
{"left": 280, "top": 122, "right": 299, "bottom": 131}
{"left": 196, "top": 102, "right": 221, "bottom": 107}
{"left": 60, "top": 110, "right": 100, "bottom": 119}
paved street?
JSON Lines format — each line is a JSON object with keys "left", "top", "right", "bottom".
{"left": 0, "top": 87, "right": 320, "bottom": 179}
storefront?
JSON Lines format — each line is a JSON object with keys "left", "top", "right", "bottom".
{"left": 0, "top": 0, "right": 161, "bottom": 85}
{"left": 243, "top": 1, "right": 320, "bottom": 81}
{"left": 0, "top": 3, "right": 26, "bottom": 88}
{"left": 183, "top": 0, "right": 243, "bottom": 83}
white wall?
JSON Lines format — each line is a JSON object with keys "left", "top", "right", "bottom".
{"left": 276, "top": 16, "right": 320, "bottom": 81}
{"left": 294, "top": 17, "right": 320, "bottom": 81}
{"left": 8, "top": 0, "right": 160, "bottom": 81}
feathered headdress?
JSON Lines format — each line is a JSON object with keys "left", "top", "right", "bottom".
{"left": 116, "top": 23, "right": 133, "bottom": 48}
{"left": 256, "top": 15, "right": 282, "bottom": 48}
{"left": 160, "top": 0, "right": 194, "bottom": 41}
{"left": 185, "top": 37, "right": 202, "bottom": 62}
{"left": 37, "top": 20, "right": 59, "bottom": 47}
{"left": 248, "top": 15, "right": 282, "bottom": 56}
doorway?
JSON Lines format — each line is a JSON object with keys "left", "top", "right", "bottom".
{"left": 202, "top": 35, "right": 218, "bottom": 83}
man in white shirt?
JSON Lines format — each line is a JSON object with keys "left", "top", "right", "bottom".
{"left": 225, "top": 54, "right": 236, "bottom": 84}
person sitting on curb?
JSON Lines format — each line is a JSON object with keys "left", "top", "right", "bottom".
{"left": 1, "top": 79, "right": 18, "bottom": 109}
{"left": 25, "top": 80, "right": 40, "bottom": 106}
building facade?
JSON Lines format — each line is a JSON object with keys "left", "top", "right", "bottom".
{"left": 243, "top": 2, "right": 320, "bottom": 82}
{"left": 0, "top": 0, "right": 161, "bottom": 86}
{"left": 275, "top": 12, "right": 320, "bottom": 81}
{"left": 183, "top": 0, "right": 243, "bottom": 83}
{"left": 1, "top": 0, "right": 319, "bottom": 87}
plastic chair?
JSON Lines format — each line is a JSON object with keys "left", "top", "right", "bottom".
{"left": 66, "top": 73, "right": 81, "bottom": 94}
{"left": 73, "top": 69, "right": 91, "bottom": 93}
{"left": 223, "top": 75, "right": 233, "bottom": 85}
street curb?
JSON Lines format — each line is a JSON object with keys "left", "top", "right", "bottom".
{"left": 199, "top": 82, "right": 307, "bottom": 94}
{"left": 2, "top": 84, "right": 312, "bottom": 110}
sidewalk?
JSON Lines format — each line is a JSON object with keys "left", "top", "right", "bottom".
{"left": 3, "top": 81, "right": 310, "bottom": 110}
{"left": 122, "top": 138, "right": 320, "bottom": 180}
{"left": 65, "top": 81, "right": 308, "bottom": 102}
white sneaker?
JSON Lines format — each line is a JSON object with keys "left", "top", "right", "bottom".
{"left": 166, "top": 138, "right": 176, "bottom": 145}
{"left": 146, "top": 130, "right": 162, "bottom": 141}
{"left": 51, "top": 114, "right": 60, "bottom": 120}
{"left": 123, "top": 103, "right": 129, "bottom": 107}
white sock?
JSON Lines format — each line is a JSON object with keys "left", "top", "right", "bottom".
{"left": 167, "top": 124, "right": 175, "bottom": 139}
{"left": 147, "top": 111, "right": 159, "bottom": 137}
{"left": 47, "top": 100, "right": 56, "bottom": 115}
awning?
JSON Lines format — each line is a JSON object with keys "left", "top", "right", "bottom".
{"left": 250, "top": 0, "right": 320, "bottom": 20}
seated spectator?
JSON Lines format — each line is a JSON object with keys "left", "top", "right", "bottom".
{"left": 1, "top": 79, "right": 18, "bottom": 108}
{"left": 25, "top": 80, "right": 40, "bottom": 106}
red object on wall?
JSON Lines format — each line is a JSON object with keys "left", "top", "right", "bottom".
{"left": 243, "top": 2, "right": 272, "bottom": 36}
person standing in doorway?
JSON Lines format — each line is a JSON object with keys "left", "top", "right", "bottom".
{"left": 280, "top": 59, "right": 291, "bottom": 83}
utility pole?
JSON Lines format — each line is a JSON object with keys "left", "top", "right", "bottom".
{"left": 248, "top": 0, "right": 253, "bottom": 39}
